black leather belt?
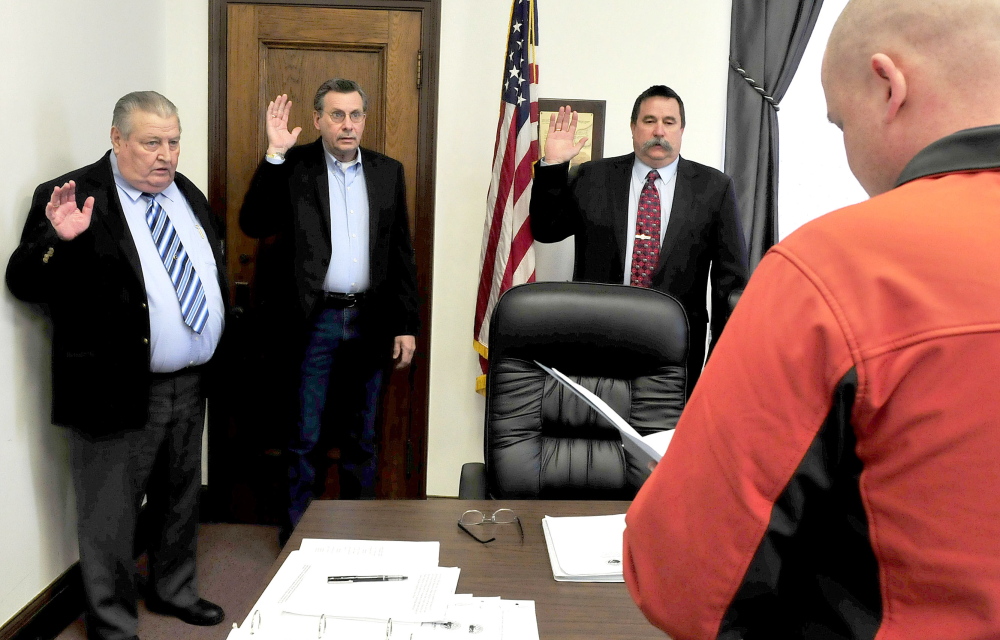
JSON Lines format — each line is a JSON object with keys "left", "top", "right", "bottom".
{"left": 323, "top": 291, "right": 365, "bottom": 309}
{"left": 150, "top": 363, "right": 208, "bottom": 381}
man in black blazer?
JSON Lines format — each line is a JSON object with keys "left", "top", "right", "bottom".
{"left": 240, "top": 79, "right": 418, "bottom": 539}
{"left": 7, "top": 91, "right": 227, "bottom": 640}
{"left": 530, "top": 85, "right": 748, "bottom": 391}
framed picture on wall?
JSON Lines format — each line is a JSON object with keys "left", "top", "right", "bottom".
{"left": 538, "top": 99, "right": 606, "bottom": 168}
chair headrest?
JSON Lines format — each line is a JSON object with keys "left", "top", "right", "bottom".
{"left": 488, "top": 282, "right": 689, "bottom": 377}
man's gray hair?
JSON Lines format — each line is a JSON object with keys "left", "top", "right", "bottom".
{"left": 112, "top": 91, "right": 180, "bottom": 139}
{"left": 313, "top": 78, "right": 369, "bottom": 112}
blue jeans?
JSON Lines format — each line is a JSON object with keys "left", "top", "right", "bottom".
{"left": 287, "top": 306, "right": 384, "bottom": 527}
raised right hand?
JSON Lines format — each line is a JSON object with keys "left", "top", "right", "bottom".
{"left": 265, "top": 94, "right": 302, "bottom": 156}
{"left": 543, "top": 106, "right": 588, "bottom": 165}
{"left": 46, "top": 180, "right": 94, "bottom": 241}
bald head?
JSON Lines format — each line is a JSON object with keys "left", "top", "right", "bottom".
{"left": 822, "top": 0, "right": 1000, "bottom": 195}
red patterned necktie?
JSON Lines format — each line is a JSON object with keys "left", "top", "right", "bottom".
{"left": 629, "top": 170, "right": 661, "bottom": 288}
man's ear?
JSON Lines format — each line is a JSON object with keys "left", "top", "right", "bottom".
{"left": 871, "top": 53, "right": 907, "bottom": 123}
{"left": 110, "top": 126, "right": 123, "bottom": 154}
{"left": 313, "top": 111, "right": 322, "bottom": 131}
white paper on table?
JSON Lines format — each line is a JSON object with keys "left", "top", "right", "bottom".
{"left": 500, "top": 600, "right": 540, "bottom": 640}
{"left": 225, "top": 610, "right": 325, "bottom": 640}
{"left": 535, "top": 362, "right": 674, "bottom": 466}
{"left": 541, "top": 513, "right": 626, "bottom": 582}
{"left": 280, "top": 561, "right": 461, "bottom": 622}
{"left": 297, "top": 538, "right": 440, "bottom": 568}
{"left": 408, "top": 597, "right": 503, "bottom": 640}
{"left": 232, "top": 548, "right": 457, "bottom": 636}
{"left": 393, "top": 596, "right": 537, "bottom": 640}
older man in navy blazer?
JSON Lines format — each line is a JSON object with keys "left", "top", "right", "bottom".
{"left": 7, "top": 91, "right": 227, "bottom": 640}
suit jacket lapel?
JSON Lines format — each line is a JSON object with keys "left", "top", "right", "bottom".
{"left": 657, "top": 157, "right": 694, "bottom": 272}
{"left": 610, "top": 153, "right": 634, "bottom": 262}
{"left": 307, "top": 139, "right": 333, "bottom": 248}
{"left": 85, "top": 152, "right": 145, "bottom": 284}
{"left": 174, "top": 175, "right": 229, "bottom": 302}
{"left": 361, "top": 148, "right": 383, "bottom": 251}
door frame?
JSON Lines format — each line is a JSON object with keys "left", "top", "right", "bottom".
{"left": 206, "top": 0, "right": 440, "bottom": 506}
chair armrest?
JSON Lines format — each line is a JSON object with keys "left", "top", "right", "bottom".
{"left": 459, "top": 462, "right": 487, "bottom": 499}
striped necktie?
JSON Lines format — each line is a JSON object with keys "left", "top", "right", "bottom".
{"left": 142, "top": 193, "right": 209, "bottom": 333}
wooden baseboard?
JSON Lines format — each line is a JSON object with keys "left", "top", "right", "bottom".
{"left": 0, "top": 564, "right": 83, "bottom": 640}
{"left": 1, "top": 488, "right": 217, "bottom": 640}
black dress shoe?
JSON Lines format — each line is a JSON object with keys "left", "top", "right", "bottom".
{"left": 145, "top": 597, "right": 225, "bottom": 626}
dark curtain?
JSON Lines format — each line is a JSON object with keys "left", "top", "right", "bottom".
{"left": 724, "top": 1, "right": 824, "bottom": 270}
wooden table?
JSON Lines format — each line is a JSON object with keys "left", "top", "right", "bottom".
{"left": 237, "top": 499, "right": 665, "bottom": 640}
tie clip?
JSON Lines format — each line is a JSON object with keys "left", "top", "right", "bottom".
{"left": 635, "top": 233, "right": 652, "bottom": 240}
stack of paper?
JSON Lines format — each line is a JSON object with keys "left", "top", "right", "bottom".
{"left": 227, "top": 538, "right": 539, "bottom": 639}
{"left": 541, "top": 513, "right": 627, "bottom": 582}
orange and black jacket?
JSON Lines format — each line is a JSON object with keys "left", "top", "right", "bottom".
{"left": 624, "top": 125, "right": 1000, "bottom": 640}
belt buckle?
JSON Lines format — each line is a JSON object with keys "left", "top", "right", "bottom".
{"left": 325, "top": 291, "right": 360, "bottom": 308}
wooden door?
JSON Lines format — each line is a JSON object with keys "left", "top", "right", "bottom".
{"left": 208, "top": 1, "right": 437, "bottom": 522}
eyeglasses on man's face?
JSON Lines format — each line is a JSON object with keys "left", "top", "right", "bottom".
{"left": 326, "top": 109, "right": 366, "bottom": 123}
{"left": 457, "top": 508, "right": 524, "bottom": 544}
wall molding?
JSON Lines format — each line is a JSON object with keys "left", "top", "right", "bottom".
{"left": 0, "top": 565, "right": 82, "bottom": 640}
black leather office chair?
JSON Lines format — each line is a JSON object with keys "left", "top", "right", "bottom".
{"left": 460, "top": 281, "right": 689, "bottom": 499}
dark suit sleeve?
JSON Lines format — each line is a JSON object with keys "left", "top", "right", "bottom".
{"left": 6, "top": 181, "right": 99, "bottom": 304}
{"left": 239, "top": 158, "right": 294, "bottom": 239}
{"left": 529, "top": 161, "right": 580, "bottom": 242}
{"left": 388, "top": 162, "right": 420, "bottom": 336}
{"left": 708, "top": 177, "right": 749, "bottom": 353}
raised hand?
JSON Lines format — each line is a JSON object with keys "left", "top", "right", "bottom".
{"left": 543, "top": 106, "right": 588, "bottom": 165}
{"left": 45, "top": 180, "right": 94, "bottom": 241}
{"left": 265, "top": 94, "right": 302, "bottom": 156}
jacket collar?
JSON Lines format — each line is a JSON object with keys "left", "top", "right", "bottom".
{"left": 896, "top": 124, "right": 1000, "bottom": 187}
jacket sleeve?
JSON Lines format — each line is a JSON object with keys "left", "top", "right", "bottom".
{"left": 707, "top": 176, "right": 749, "bottom": 353}
{"left": 528, "top": 160, "right": 580, "bottom": 242}
{"left": 623, "top": 248, "right": 852, "bottom": 639}
{"left": 6, "top": 181, "right": 99, "bottom": 304}
{"left": 387, "top": 162, "right": 420, "bottom": 337}
{"left": 239, "top": 157, "right": 293, "bottom": 239}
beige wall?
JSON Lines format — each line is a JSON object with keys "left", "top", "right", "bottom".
{"left": 0, "top": 0, "right": 731, "bottom": 625}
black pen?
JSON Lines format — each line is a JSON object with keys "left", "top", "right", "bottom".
{"left": 327, "top": 575, "right": 408, "bottom": 583}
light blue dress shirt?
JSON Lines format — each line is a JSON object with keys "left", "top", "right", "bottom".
{"left": 322, "top": 148, "right": 370, "bottom": 294}
{"left": 623, "top": 156, "right": 679, "bottom": 284}
{"left": 111, "top": 153, "right": 225, "bottom": 373}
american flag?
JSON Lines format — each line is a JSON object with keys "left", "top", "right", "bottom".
{"left": 473, "top": 0, "right": 539, "bottom": 393}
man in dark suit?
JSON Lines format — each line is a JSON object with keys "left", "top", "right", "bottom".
{"left": 530, "top": 85, "right": 748, "bottom": 391}
{"left": 6, "top": 91, "right": 227, "bottom": 640}
{"left": 239, "top": 79, "right": 419, "bottom": 539}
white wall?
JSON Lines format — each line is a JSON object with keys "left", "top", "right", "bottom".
{"left": 778, "top": 0, "right": 866, "bottom": 238}
{"left": 427, "top": 0, "right": 733, "bottom": 496}
{"left": 0, "top": 0, "right": 182, "bottom": 621}
{"left": 0, "top": 0, "right": 206, "bottom": 626}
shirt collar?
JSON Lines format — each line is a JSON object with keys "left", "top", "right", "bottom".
{"left": 633, "top": 155, "right": 679, "bottom": 183}
{"left": 896, "top": 124, "right": 1000, "bottom": 187}
{"left": 109, "top": 151, "right": 181, "bottom": 205}
{"left": 324, "top": 146, "right": 363, "bottom": 174}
